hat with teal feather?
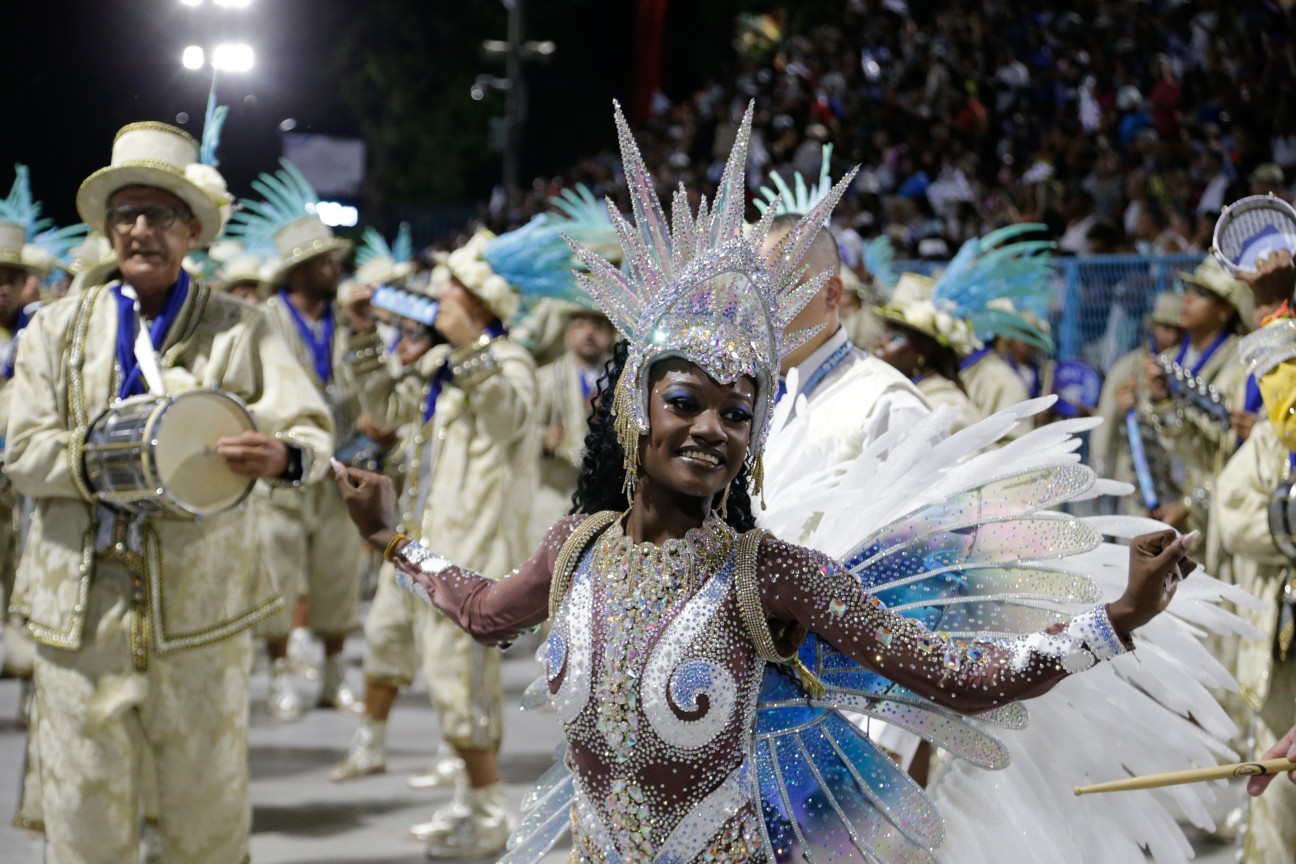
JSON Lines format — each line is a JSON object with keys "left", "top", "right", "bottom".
{"left": 354, "top": 222, "right": 416, "bottom": 288}
{"left": 0, "top": 164, "right": 90, "bottom": 280}
{"left": 76, "top": 83, "right": 235, "bottom": 246}
{"left": 876, "top": 224, "right": 1055, "bottom": 357}
{"left": 479, "top": 184, "right": 620, "bottom": 315}
{"left": 226, "top": 159, "right": 352, "bottom": 285}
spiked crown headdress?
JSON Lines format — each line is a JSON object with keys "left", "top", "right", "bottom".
{"left": 226, "top": 159, "right": 352, "bottom": 285}
{"left": 566, "top": 102, "right": 855, "bottom": 465}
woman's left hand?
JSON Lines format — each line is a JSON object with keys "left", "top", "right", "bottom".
{"left": 1108, "top": 529, "right": 1198, "bottom": 634}
{"left": 331, "top": 459, "right": 399, "bottom": 553}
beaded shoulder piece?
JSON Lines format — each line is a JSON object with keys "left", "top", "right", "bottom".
{"left": 548, "top": 510, "right": 620, "bottom": 619}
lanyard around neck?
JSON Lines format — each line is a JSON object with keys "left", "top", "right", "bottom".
{"left": 114, "top": 272, "right": 190, "bottom": 399}
{"left": 1174, "top": 330, "right": 1230, "bottom": 379}
{"left": 279, "top": 290, "right": 336, "bottom": 386}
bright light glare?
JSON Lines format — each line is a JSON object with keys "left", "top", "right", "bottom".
{"left": 310, "top": 201, "right": 359, "bottom": 229}
{"left": 182, "top": 46, "right": 205, "bottom": 70}
{"left": 214, "top": 0, "right": 253, "bottom": 7}
{"left": 179, "top": 0, "right": 202, "bottom": 7}
{"left": 212, "top": 43, "right": 254, "bottom": 73}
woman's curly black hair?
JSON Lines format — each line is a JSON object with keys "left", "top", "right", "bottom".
{"left": 570, "top": 339, "right": 758, "bottom": 533}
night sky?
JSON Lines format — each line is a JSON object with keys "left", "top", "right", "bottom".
{"left": 3, "top": 1, "right": 355, "bottom": 224}
{"left": 1, "top": 0, "right": 648, "bottom": 228}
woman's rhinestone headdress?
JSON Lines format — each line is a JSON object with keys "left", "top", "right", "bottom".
{"left": 565, "top": 102, "right": 855, "bottom": 460}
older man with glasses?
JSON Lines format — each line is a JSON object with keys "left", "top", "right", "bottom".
{"left": 5, "top": 121, "right": 333, "bottom": 864}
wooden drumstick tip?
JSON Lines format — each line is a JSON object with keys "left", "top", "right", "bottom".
{"left": 1074, "top": 757, "right": 1296, "bottom": 796}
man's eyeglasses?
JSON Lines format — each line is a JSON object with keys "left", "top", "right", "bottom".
{"left": 105, "top": 204, "right": 192, "bottom": 234}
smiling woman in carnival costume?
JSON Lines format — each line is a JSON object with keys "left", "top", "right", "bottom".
{"left": 333, "top": 104, "right": 1198, "bottom": 864}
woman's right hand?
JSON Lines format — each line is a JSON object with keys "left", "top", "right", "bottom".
{"left": 1107, "top": 529, "right": 1198, "bottom": 635}
{"left": 331, "top": 459, "right": 399, "bottom": 553}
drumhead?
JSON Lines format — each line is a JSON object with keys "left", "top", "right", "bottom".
{"left": 1212, "top": 194, "right": 1296, "bottom": 275}
{"left": 150, "top": 390, "right": 256, "bottom": 516}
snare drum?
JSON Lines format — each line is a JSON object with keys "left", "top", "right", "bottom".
{"left": 83, "top": 390, "right": 257, "bottom": 518}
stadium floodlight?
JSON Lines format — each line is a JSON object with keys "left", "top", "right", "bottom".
{"left": 211, "top": 43, "right": 254, "bottom": 73}
{"left": 309, "top": 201, "right": 360, "bottom": 229}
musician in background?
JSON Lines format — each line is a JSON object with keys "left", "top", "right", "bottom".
{"left": 1143, "top": 257, "right": 1254, "bottom": 535}
{"left": 530, "top": 304, "right": 615, "bottom": 544}
{"left": 5, "top": 122, "right": 333, "bottom": 864}
{"left": 1212, "top": 249, "right": 1296, "bottom": 861}
{"left": 0, "top": 216, "right": 43, "bottom": 716}
{"left": 342, "top": 228, "right": 536, "bottom": 858}
{"left": 235, "top": 164, "right": 369, "bottom": 722}
{"left": 1091, "top": 291, "right": 1184, "bottom": 515}
{"left": 330, "top": 279, "right": 467, "bottom": 794}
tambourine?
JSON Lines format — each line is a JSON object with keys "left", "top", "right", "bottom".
{"left": 1211, "top": 194, "right": 1296, "bottom": 276}
{"left": 1268, "top": 480, "right": 1296, "bottom": 562}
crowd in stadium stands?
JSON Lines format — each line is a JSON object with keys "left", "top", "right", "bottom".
{"left": 484, "top": 0, "right": 1295, "bottom": 273}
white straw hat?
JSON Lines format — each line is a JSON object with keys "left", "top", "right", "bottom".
{"left": 77, "top": 122, "right": 231, "bottom": 245}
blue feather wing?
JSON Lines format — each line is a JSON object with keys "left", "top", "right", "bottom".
{"left": 754, "top": 462, "right": 1112, "bottom": 860}
{"left": 756, "top": 703, "right": 942, "bottom": 862}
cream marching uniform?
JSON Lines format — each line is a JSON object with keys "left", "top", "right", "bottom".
{"left": 7, "top": 278, "right": 332, "bottom": 863}
{"left": 258, "top": 293, "right": 368, "bottom": 643}
{"left": 1093, "top": 347, "right": 1180, "bottom": 517}
{"left": 777, "top": 328, "right": 929, "bottom": 460}
{"left": 352, "top": 327, "right": 538, "bottom": 751}
{"left": 959, "top": 347, "right": 1031, "bottom": 438}
{"left": 347, "top": 333, "right": 432, "bottom": 692}
{"left": 0, "top": 308, "right": 35, "bottom": 678}
{"left": 1212, "top": 419, "right": 1296, "bottom": 862}
{"left": 531, "top": 350, "right": 599, "bottom": 545}
{"left": 914, "top": 373, "right": 985, "bottom": 436}
{"left": 1147, "top": 332, "right": 1246, "bottom": 535}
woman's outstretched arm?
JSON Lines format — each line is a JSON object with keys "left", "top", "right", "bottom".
{"left": 333, "top": 460, "right": 578, "bottom": 645}
{"left": 759, "top": 531, "right": 1194, "bottom": 714}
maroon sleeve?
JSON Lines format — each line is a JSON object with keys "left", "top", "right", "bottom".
{"left": 393, "top": 515, "right": 583, "bottom": 646}
{"left": 757, "top": 536, "right": 1129, "bottom": 715}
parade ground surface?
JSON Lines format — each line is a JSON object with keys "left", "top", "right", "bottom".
{"left": 0, "top": 632, "right": 1244, "bottom": 863}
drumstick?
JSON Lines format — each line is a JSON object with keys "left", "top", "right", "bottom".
{"left": 1074, "top": 758, "right": 1296, "bottom": 796}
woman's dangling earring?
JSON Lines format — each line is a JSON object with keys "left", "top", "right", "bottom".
{"left": 613, "top": 373, "right": 640, "bottom": 499}
{"left": 750, "top": 453, "right": 766, "bottom": 511}
{"left": 716, "top": 484, "right": 731, "bottom": 520}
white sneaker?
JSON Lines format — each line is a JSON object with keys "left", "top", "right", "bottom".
{"left": 317, "top": 653, "right": 363, "bottom": 714}
{"left": 286, "top": 627, "right": 320, "bottom": 680}
{"left": 330, "top": 718, "right": 387, "bottom": 782}
{"left": 268, "top": 658, "right": 304, "bottom": 722}
{"left": 422, "top": 784, "right": 514, "bottom": 859}
{"left": 408, "top": 790, "right": 470, "bottom": 842}
{"left": 407, "top": 744, "right": 467, "bottom": 790}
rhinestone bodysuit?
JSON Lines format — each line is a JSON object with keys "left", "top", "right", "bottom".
{"left": 393, "top": 513, "right": 1131, "bottom": 864}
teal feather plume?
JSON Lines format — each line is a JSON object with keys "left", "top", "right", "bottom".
{"left": 931, "top": 223, "right": 1055, "bottom": 351}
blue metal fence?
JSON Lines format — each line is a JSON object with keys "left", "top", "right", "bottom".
{"left": 895, "top": 253, "right": 1204, "bottom": 368}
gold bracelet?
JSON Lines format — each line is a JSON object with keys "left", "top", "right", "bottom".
{"left": 384, "top": 534, "right": 411, "bottom": 563}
